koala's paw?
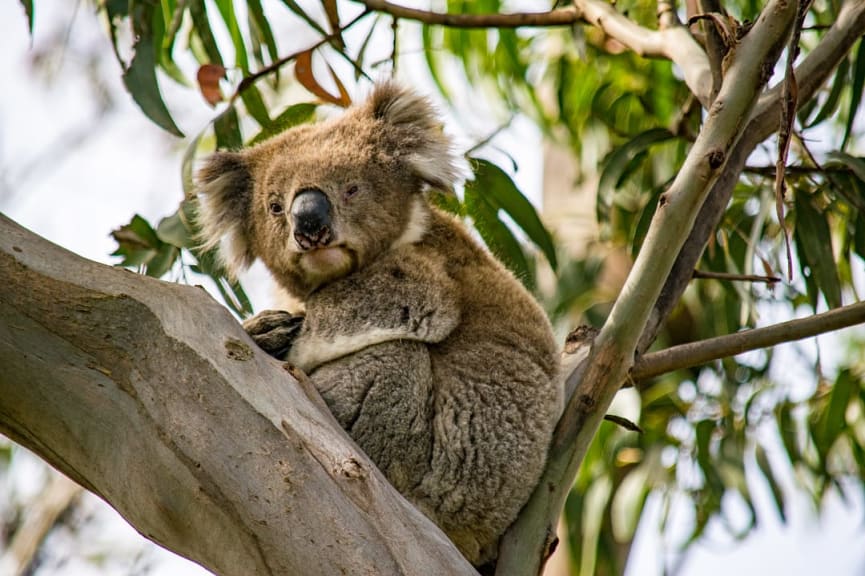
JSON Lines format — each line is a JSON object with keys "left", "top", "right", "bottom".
{"left": 242, "top": 310, "right": 304, "bottom": 359}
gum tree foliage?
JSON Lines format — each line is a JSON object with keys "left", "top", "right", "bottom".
{"left": 8, "top": 0, "right": 865, "bottom": 574}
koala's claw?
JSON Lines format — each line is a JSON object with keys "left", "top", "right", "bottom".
{"left": 243, "top": 310, "right": 304, "bottom": 359}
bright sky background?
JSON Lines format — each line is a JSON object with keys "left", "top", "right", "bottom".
{"left": 1, "top": 1, "right": 864, "bottom": 575}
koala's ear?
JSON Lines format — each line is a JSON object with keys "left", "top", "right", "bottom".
{"left": 196, "top": 151, "right": 256, "bottom": 277}
{"left": 367, "top": 82, "right": 460, "bottom": 191}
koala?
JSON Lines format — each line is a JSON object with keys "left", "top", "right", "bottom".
{"left": 196, "top": 82, "right": 562, "bottom": 567}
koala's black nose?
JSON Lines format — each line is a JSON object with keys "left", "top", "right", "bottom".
{"left": 290, "top": 188, "right": 333, "bottom": 250}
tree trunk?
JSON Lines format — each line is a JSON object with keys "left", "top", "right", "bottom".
{"left": 0, "top": 213, "right": 474, "bottom": 576}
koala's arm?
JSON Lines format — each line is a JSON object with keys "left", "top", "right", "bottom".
{"left": 287, "top": 250, "right": 460, "bottom": 372}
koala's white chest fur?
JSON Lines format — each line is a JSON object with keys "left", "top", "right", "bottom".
{"left": 197, "top": 82, "right": 562, "bottom": 567}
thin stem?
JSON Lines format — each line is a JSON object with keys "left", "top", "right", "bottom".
{"left": 356, "top": 0, "right": 581, "bottom": 28}
{"left": 231, "top": 10, "right": 372, "bottom": 102}
{"left": 692, "top": 269, "right": 781, "bottom": 283}
{"left": 633, "top": 301, "right": 865, "bottom": 380}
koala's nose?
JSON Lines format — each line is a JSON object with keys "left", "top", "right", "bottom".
{"left": 290, "top": 188, "right": 333, "bottom": 250}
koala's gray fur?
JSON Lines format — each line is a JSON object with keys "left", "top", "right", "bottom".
{"left": 197, "top": 82, "right": 563, "bottom": 566}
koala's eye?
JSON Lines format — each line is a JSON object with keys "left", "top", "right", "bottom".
{"left": 344, "top": 185, "right": 359, "bottom": 200}
{"left": 269, "top": 201, "right": 284, "bottom": 215}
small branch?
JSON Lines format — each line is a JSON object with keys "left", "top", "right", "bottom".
{"left": 356, "top": 0, "right": 714, "bottom": 106}
{"left": 633, "top": 300, "right": 865, "bottom": 380}
{"left": 357, "top": 0, "right": 581, "bottom": 28}
{"left": 744, "top": 165, "right": 855, "bottom": 177}
{"left": 692, "top": 269, "right": 780, "bottom": 283}
{"left": 232, "top": 10, "right": 372, "bottom": 102}
{"left": 0, "top": 473, "right": 82, "bottom": 576}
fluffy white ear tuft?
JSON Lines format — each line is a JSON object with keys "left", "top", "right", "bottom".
{"left": 195, "top": 151, "right": 256, "bottom": 278}
{"left": 367, "top": 82, "right": 461, "bottom": 191}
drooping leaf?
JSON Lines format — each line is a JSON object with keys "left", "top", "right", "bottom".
{"left": 197, "top": 64, "right": 226, "bottom": 107}
{"left": 247, "top": 0, "right": 279, "bottom": 67}
{"left": 598, "top": 128, "right": 675, "bottom": 229}
{"left": 794, "top": 188, "right": 843, "bottom": 309}
{"left": 19, "top": 0, "right": 33, "bottom": 36}
{"left": 123, "top": 5, "right": 184, "bottom": 137}
{"left": 815, "top": 370, "right": 855, "bottom": 452}
{"left": 842, "top": 38, "right": 865, "bottom": 151}
{"left": 214, "top": 105, "right": 243, "bottom": 150}
{"left": 467, "top": 158, "right": 558, "bottom": 270}
{"left": 294, "top": 50, "right": 351, "bottom": 106}
{"left": 279, "top": 0, "right": 328, "bottom": 37}
{"left": 213, "top": 0, "right": 249, "bottom": 73}
{"left": 464, "top": 175, "right": 534, "bottom": 288}
{"left": 804, "top": 57, "right": 848, "bottom": 128}
{"left": 240, "top": 84, "right": 272, "bottom": 127}
{"left": 248, "top": 102, "right": 317, "bottom": 145}
{"left": 755, "top": 444, "right": 787, "bottom": 523}
{"left": 156, "top": 202, "right": 196, "bottom": 249}
{"left": 188, "top": 0, "right": 224, "bottom": 65}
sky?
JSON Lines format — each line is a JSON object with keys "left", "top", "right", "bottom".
{"left": 1, "top": 1, "right": 864, "bottom": 575}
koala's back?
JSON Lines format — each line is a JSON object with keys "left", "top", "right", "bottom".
{"left": 307, "top": 207, "right": 561, "bottom": 564}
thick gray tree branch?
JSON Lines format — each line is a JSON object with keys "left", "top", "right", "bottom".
{"left": 638, "top": 0, "right": 865, "bottom": 353}
{"left": 0, "top": 213, "right": 474, "bottom": 576}
{"left": 496, "top": 1, "right": 798, "bottom": 573}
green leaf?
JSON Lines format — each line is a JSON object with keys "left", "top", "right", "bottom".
{"left": 123, "top": 4, "right": 184, "bottom": 136}
{"left": 467, "top": 158, "right": 558, "bottom": 270}
{"left": 19, "top": 0, "right": 33, "bottom": 35}
{"left": 816, "top": 370, "right": 855, "bottom": 451}
{"left": 827, "top": 151, "right": 865, "bottom": 183}
{"left": 804, "top": 57, "right": 848, "bottom": 128}
{"left": 247, "top": 0, "right": 279, "bottom": 66}
{"left": 181, "top": 129, "right": 206, "bottom": 198}
{"left": 213, "top": 0, "right": 249, "bottom": 73}
{"left": 240, "top": 84, "right": 271, "bottom": 128}
{"left": 755, "top": 445, "right": 787, "bottom": 523}
{"left": 794, "top": 188, "right": 842, "bottom": 309}
{"left": 248, "top": 102, "right": 317, "bottom": 145}
{"left": 146, "top": 244, "right": 180, "bottom": 278}
{"left": 279, "top": 0, "right": 328, "bottom": 37}
{"left": 842, "top": 38, "right": 865, "bottom": 151}
{"left": 598, "top": 128, "right": 675, "bottom": 229}
{"left": 156, "top": 203, "right": 195, "bottom": 248}
{"left": 464, "top": 177, "right": 533, "bottom": 288}
{"left": 189, "top": 0, "right": 224, "bottom": 65}
{"left": 214, "top": 105, "right": 243, "bottom": 150}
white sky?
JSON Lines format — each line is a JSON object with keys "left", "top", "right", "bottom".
{"left": 1, "top": 1, "right": 864, "bottom": 575}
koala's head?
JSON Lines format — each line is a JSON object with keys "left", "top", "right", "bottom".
{"left": 196, "top": 82, "right": 459, "bottom": 298}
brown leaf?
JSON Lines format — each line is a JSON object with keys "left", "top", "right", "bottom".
{"left": 294, "top": 51, "right": 351, "bottom": 107}
{"left": 197, "top": 64, "right": 226, "bottom": 107}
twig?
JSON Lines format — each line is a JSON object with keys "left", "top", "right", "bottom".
{"left": 775, "top": 0, "right": 813, "bottom": 280}
{"left": 692, "top": 269, "right": 780, "bottom": 283}
{"left": 356, "top": 0, "right": 714, "bottom": 107}
{"left": 356, "top": 0, "right": 581, "bottom": 28}
{"left": 632, "top": 300, "right": 865, "bottom": 380}
{"left": 464, "top": 116, "right": 515, "bottom": 157}
{"left": 744, "top": 165, "right": 854, "bottom": 176}
{"left": 0, "top": 473, "right": 82, "bottom": 576}
{"left": 231, "top": 10, "right": 372, "bottom": 102}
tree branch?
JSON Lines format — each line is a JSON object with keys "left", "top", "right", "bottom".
{"left": 356, "top": 0, "right": 713, "bottom": 106}
{"left": 633, "top": 300, "right": 865, "bottom": 380}
{"left": 0, "top": 214, "right": 474, "bottom": 576}
{"left": 496, "top": 2, "right": 798, "bottom": 573}
{"left": 638, "top": 0, "right": 865, "bottom": 355}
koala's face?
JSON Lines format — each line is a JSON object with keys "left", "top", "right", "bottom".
{"left": 197, "top": 83, "right": 459, "bottom": 298}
